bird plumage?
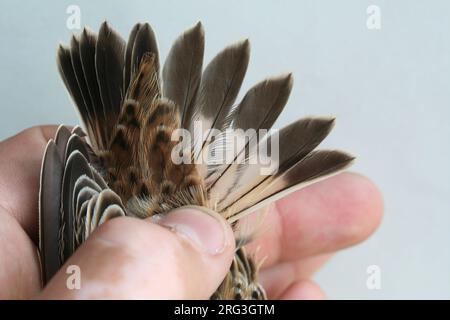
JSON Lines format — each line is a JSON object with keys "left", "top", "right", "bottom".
{"left": 39, "top": 21, "right": 354, "bottom": 299}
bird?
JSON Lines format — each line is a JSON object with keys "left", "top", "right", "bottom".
{"left": 38, "top": 21, "right": 354, "bottom": 299}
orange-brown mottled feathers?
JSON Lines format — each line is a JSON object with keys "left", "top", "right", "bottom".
{"left": 97, "top": 53, "right": 204, "bottom": 213}
{"left": 96, "top": 54, "right": 159, "bottom": 200}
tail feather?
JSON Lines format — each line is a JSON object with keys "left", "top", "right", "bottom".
{"left": 186, "top": 40, "right": 250, "bottom": 151}
{"left": 95, "top": 21, "right": 126, "bottom": 144}
{"left": 163, "top": 22, "right": 204, "bottom": 121}
{"left": 214, "top": 117, "right": 337, "bottom": 212}
{"left": 123, "top": 23, "right": 141, "bottom": 94}
{"left": 79, "top": 28, "right": 108, "bottom": 149}
{"left": 57, "top": 45, "right": 94, "bottom": 140}
{"left": 205, "top": 74, "right": 293, "bottom": 191}
{"left": 129, "top": 23, "right": 159, "bottom": 89}
{"left": 227, "top": 150, "right": 355, "bottom": 222}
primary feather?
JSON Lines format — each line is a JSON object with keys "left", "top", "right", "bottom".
{"left": 41, "top": 21, "right": 354, "bottom": 299}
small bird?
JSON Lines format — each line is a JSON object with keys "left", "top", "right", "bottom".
{"left": 38, "top": 21, "right": 354, "bottom": 299}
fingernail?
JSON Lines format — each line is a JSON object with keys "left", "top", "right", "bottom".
{"left": 152, "top": 206, "right": 231, "bottom": 255}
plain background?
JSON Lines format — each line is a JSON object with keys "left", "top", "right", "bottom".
{"left": 0, "top": 0, "right": 449, "bottom": 299}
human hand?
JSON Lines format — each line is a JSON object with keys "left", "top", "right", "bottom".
{"left": 0, "top": 126, "right": 382, "bottom": 299}
{"left": 244, "top": 171, "right": 383, "bottom": 299}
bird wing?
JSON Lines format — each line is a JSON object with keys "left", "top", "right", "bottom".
{"left": 39, "top": 125, "right": 125, "bottom": 284}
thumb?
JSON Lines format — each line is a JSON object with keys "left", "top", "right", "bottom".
{"left": 38, "top": 206, "right": 235, "bottom": 299}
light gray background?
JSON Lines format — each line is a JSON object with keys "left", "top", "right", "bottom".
{"left": 0, "top": 0, "right": 449, "bottom": 299}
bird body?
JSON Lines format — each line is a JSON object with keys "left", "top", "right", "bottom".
{"left": 38, "top": 21, "right": 354, "bottom": 299}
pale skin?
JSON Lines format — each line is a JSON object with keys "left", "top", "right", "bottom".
{"left": 0, "top": 125, "right": 383, "bottom": 299}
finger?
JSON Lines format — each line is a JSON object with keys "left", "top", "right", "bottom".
{"left": 278, "top": 280, "right": 325, "bottom": 300}
{"left": 258, "top": 254, "right": 331, "bottom": 299}
{"left": 0, "top": 125, "right": 59, "bottom": 241}
{"left": 246, "top": 172, "right": 383, "bottom": 267}
{"left": 0, "top": 210, "right": 41, "bottom": 299}
{"left": 38, "top": 208, "right": 235, "bottom": 299}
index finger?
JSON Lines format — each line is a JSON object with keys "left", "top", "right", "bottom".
{"left": 0, "top": 125, "right": 59, "bottom": 242}
{"left": 245, "top": 172, "right": 384, "bottom": 267}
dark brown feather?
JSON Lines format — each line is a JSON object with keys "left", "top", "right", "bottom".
{"left": 95, "top": 21, "right": 126, "bottom": 142}
{"left": 162, "top": 22, "right": 204, "bottom": 120}
{"left": 79, "top": 28, "right": 108, "bottom": 149}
